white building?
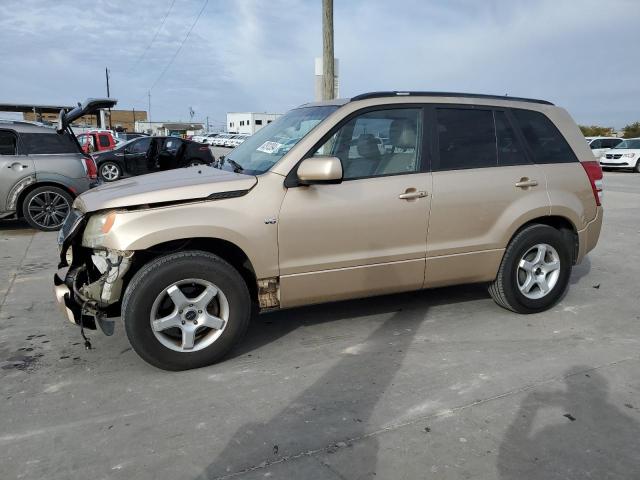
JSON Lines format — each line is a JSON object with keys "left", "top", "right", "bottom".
{"left": 226, "top": 112, "right": 281, "bottom": 135}
{"left": 134, "top": 121, "right": 204, "bottom": 137}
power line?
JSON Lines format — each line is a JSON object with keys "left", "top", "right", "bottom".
{"left": 148, "top": 0, "right": 208, "bottom": 92}
{"left": 128, "top": 0, "right": 176, "bottom": 73}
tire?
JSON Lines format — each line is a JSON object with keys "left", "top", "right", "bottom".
{"left": 100, "top": 161, "right": 122, "bottom": 181}
{"left": 22, "top": 185, "right": 73, "bottom": 231}
{"left": 488, "top": 224, "right": 573, "bottom": 314}
{"left": 122, "top": 250, "right": 251, "bottom": 371}
{"left": 634, "top": 160, "right": 640, "bottom": 173}
{"left": 185, "top": 158, "right": 204, "bottom": 167}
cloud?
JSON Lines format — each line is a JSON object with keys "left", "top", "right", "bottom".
{"left": 0, "top": 0, "right": 638, "bottom": 128}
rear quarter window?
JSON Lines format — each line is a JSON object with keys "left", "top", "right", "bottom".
{"left": 512, "top": 109, "right": 578, "bottom": 164}
{"left": 21, "top": 132, "right": 80, "bottom": 155}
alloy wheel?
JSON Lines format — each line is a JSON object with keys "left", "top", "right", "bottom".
{"left": 101, "top": 163, "right": 120, "bottom": 181}
{"left": 27, "top": 191, "right": 70, "bottom": 229}
{"left": 516, "top": 243, "right": 561, "bottom": 300}
{"left": 150, "top": 279, "right": 229, "bottom": 353}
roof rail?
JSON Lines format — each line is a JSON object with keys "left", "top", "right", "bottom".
{"left": 350, "top": 91, "right": 554, "bottom": 105}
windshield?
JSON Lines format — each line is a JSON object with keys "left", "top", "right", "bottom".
{"left": 221, "top": 105, "right": 338, "bottom": 174}
{"left": 614, "top": 139, "right": 640, "bottom": 149}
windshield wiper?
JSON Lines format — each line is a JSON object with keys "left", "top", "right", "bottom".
{"left": 225, "top": 158, "right": 244, "bottom": 173}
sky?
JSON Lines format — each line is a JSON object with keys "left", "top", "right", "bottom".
{"left": 0, "top": 0, "right": 638, "bottom": 130}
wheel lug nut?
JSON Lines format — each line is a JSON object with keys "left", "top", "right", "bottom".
{"left": 179, "top": 310, "right": 183, "bottom": 314}
{"left": 181, "top": 320, "right": 186, "bottom": 325}
{"left": 198, "top": 310, "right": 202, "bottom": 314}
{"left": 193, "top": 320, "right": 198, "bottom": 325}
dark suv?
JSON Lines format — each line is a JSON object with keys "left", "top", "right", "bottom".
{"left": 0, "top": 121, "right": 97, "bottom": 231}
{"left": 93, "top": 136, "right": 215, "bottom": 182}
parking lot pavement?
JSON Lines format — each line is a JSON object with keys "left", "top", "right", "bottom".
{"left": 0, "top": 172, "right": 639, "bottom": 480}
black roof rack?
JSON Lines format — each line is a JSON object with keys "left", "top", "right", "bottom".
{"left": 350, "top": 91, "right": 553, "bottom": 106}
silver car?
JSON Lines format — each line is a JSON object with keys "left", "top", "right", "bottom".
{"left": 1, "top": 99, "right": 118, "bottom": 230}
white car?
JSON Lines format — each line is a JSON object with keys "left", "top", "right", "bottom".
{"left": 213, "top": 134, "right": 233, "bottom": 146}
{"left": 586, "top": 136, "right": 623, "bottom": 159}
{"left": 227, "top": 134, "right": 249, "bottom": 148}
{"left": 203, "top": 133, "right": 223, "bottom": 145}
{"left": 190, "top": 133, "right": 209, "bottom": 143}
{"left": 599, "top": 138, "right": 640, "bottom": 172}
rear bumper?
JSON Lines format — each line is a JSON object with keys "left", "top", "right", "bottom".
{"left": 576, "top": 206, "right": 603, "bottom": 263}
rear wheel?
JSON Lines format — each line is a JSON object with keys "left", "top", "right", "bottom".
{"left": 22, "top": 186, "right": 72, "bottom": 231}
{"left": 489, "top": 224, "right": 572, "bottom": 314}
{"left": 100, "top": 161, "right": 122, "bottom": 181}
{"left": 185, "top": 158, "right": 204, "bottom": 167}
{"left": 122, "top": 251, "right": 251, "bottom": 370}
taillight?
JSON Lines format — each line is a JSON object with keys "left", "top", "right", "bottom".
{"left": 581, "top": 160, "right": 603, "bottom": 206}
{"left": 82, "top": 156, "right": 98, "bottom": 180}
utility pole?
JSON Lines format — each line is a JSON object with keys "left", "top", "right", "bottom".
{"left": 105, "top": 67, "right": 113, "bottom": 129}
{"left": 132, "top": 107, "right": 136, "bottom": 132}
{"left": 147, "top": 90, "right": 152, "bottom": 127}
{"left": 206, "top": 116, "right": 210, "bottom": 132}
{"left": 322, "top": 0, "right": 335, "bottom": 100}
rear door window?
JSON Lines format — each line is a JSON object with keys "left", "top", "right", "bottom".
{"left": 21, "top": 132, "right": 80, "bottom": 154}
{"left": 512, "top": 109, "right": 577, "bottom": 163}
{"left": 589, "top": 139, "right": 602, "bottom": 149}
{"left": 0, "top": 130, "right": 17, "bottom": 155}
{"left": 435, "top": 108, "right": 496, "bottom": 171}
{"left": 495, "top": 111, "right": 529, "bottom": 166}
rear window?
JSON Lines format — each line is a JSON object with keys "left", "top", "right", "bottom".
{"left": 98, "top": 134, "right": 111, "bottom": 148}
{"left": 0, "top": 130, "right": 17, "bottom": 155}
{"left": 512, "top": 109, "right": 577, "bottom": 164}
{"left": 21, "top": 132, "right": 80, "bottom": 155}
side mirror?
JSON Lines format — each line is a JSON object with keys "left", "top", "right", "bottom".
{"left": 297, "top": 156, "right": 343, "bottom": 185}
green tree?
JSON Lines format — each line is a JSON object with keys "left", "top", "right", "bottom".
{"left": 579, "top": 125, "right": 615, "bottom": 137}
{"left": 622, "top": 122, "right": 640, "bottom": 138}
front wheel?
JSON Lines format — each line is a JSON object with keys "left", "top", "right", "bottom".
{"left": 122, "top": 251, "right": 251, "bottom": 370}
{"left": 489, "top": 224, "right": 572, "bottom": 314}
{"left": 634, "top": 160, "right": 640, "bottom": 173}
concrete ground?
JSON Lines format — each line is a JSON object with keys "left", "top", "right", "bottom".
{"left": 1, "top": 172, "right": 639, "bottom": 480}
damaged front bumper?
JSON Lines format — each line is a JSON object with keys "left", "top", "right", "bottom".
{"left": 53, "top": 210, "right": 133, "bottom": 335}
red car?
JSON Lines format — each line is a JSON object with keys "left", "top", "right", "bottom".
{"left": 77, "top": 130, "right": 117, "bottom": 154}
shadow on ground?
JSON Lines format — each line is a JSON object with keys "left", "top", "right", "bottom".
{"left": 195, "top": 283, "right": 494, "bottom": 479}
{"left": 497, "top": 365, "right": 640, "bottom": 479}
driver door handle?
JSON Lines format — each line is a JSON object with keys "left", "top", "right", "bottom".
{"left": 398, "top": 190, "right": 428, "bottom": 200}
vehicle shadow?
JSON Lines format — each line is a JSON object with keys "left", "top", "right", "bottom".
{"left": 569, "top": 255, "right": 591, "bottom": 285}
{"left": 196, "top": 284, "right": 489, "bottom": 479}
{"left": 228, "top": 283, "right": 490, "bottom": 359}
{"left": 0, "top": 218, "right": 34, "bottom": 232}
{"left": 497, "top": 365, "right": 640, "bottom": 479}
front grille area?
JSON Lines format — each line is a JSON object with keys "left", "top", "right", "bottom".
{"left": 605, "top": 153, "right": 622, "bottom": 159}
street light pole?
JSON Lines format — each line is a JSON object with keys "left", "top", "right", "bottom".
{"left": 322, "top": 0, "right": 335, "bottom": 101}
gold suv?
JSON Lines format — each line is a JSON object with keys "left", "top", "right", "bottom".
{"left": 54, "top": 92, "right": 603, "bottom": 370}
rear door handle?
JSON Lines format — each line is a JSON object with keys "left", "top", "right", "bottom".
{"left": 7, "top": 162, "right": 29, "bottom": 169}
{"left": 398, "top": 190, "right": 428, "bottom": 200}
{"left": 515, "top": 179, "right": 538, "bottom": 188}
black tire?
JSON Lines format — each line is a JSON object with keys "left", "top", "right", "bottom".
{"left": 185, "top": 158, "right": 204, "bottom": 167}
{"left": 99, "top": 161, "right": 122, "bottom": 181}
{"left": 634, "top": 160, "right": 640, "bottom": 173}
{"left": 488, "top": 224, "right": 573, "bottom": 314}
{"left": 122, "top": 250, "right": 251, "bottom": 371}
{"left": 22, "top": 185, "right": 72, "bottom": 231}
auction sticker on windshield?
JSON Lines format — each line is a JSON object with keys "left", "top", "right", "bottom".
{"left": 256, "top": 141, "right": 283, "bottom": 154}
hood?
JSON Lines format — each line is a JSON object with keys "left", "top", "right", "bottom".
{"left": 74, "top": 166, "right": 257, "bottom": 213}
